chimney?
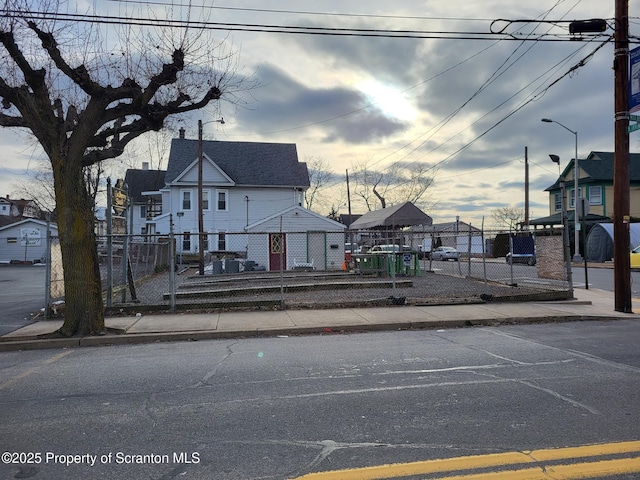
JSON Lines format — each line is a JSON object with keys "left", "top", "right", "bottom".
{"left": 142, "top": 162, "right": 149, "bottom": 170}
{"left": 179, "top": 127, "right": 185, "bottom": 139}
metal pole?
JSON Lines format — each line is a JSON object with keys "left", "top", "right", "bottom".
{"left": 561, "top": 181, "right": 574, "bottom": 297}
{"left": 613, "top": 0, "right": 632, "bottom": 312}
{"left": 44, "top": 214, "right": 51, "bottom": 319}
{"left": 106, "top": 177, "right": 113, "bottom": 308}
{"left": 541, "top": 120, "right": 580, "bottom": 261}
{"left": 169, "top": 214, "right": 176, "bottom": 312}
{"left": 573, "top": 130, "right": 581, "bottom": 262}
{"left": 524, "top": 146, "right": 529, "bottom": 228}
{"left": 198, "top": 120, "right": 205, "bottom": 276}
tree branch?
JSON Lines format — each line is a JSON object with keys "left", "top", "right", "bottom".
{"left": 0, "top": 111, "right": 28, "bottom": 127}
{"left": 28, "top": 21, "right": 99, "bottom": 96}
{"left": 0, "top": 29, "right": 46, "bottom": 91}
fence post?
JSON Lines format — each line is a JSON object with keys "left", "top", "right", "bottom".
{"left": 509, "top": 234, "right": 515, "bottom": 286}
{"left": 279, "top": 217, "right": 285, "bottom": 309}
{"left": 467, "top": 226, "right": 472, "bottom": 276}
{"left": 560, "top": 181, "right": 574, "bottom": 297}
{"left": 106, "top": 177, "right": 113, "bottom": 308}
{"left": 169, "top": 214, "right": 176, "bottom": 312}
{"left": 481, "top": 218, "right": 487, "bottom": 283}
{"left": 44, "top": 215, "right": 51, "bottom": 319}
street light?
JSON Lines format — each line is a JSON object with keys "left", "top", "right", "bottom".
{"left": 198, "top": 117, "right": 225, "bottom": 276}
{"left": 542, "top": 118, "right": 581, "bottom": 262}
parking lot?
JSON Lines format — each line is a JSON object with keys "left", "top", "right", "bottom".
{"left": 0, "top": 264, "right": 46, "bottom": 335}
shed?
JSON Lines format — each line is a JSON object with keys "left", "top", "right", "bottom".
{"left": 585, "top": 223, "right": 640, "bottom": 262}
{"left": 245, "top": 205, "right": 346, "bottom": 271}
{"left": 0, "top": 219, "right": 58, "bottom": 263}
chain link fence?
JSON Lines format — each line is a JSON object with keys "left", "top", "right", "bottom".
{"left": 38, "top": 227, "right": 571, "bottom": 314}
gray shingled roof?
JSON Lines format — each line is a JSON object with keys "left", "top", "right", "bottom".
{"left": 124, "top": 169, "right": 166, "bottom": 202}
{"left": 165, "top": 139, "right": 310, "bottom": 187}
{"left": 545, "top": 151, "right": 640, "bottom": 191}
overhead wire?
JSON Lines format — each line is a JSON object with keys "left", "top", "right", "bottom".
{"left": 340, "top": 0, "right": 603, "bottom": 198}
{"left": 108, "top": 0, "right": 498, "bottom": 23}
{"left": 0, "top": 9, "right": 610, "bottom": 42}
{"left": 314, "top": 0, "right": 591, "bottom": 194}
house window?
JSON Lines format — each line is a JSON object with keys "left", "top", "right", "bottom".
{"left": 202, "top": 190, "right": 210, "bottom": 211}
{"left": 217, "top": 231, "right": 226, "bottom": 251}
{"left": 140, "top": 205, "right": 147, "bottom": 219}
{"left": 589, "top": 186, "right": 602, "bottom": 205}
{"left": 181, "top": 190, "right": 192, "bottom": 210}
{"left": 182, "top": 232, "right": 191, "bottom": 251}
{"left": 569, "top": 188, "right": 582, "bottom": 208}
{"left": 554, "top": 193, "right": 562, "bottom": 211}
{"left": 216, "top": 189, "right": 228, "bottom": 211}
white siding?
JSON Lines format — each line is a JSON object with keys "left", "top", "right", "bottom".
{"left": 0, "top": 221, "right": 56, "bottom": 263}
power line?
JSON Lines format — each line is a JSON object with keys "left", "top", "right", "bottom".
{"left": 1, "top": 9, "right": 611, "bottom": 42}
{"left": 108, "top": 0, "right": 498, "bottom": 23}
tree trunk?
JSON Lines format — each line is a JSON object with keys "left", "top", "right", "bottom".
{"left": 53, "top": 154, "right": 105, "bottom": 337}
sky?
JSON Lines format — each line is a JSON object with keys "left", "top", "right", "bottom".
{"left": 0, "top": 0, "right": 635, "bottom": 227}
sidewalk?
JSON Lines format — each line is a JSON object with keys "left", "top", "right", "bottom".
{"left": 1, "top": 288, "right": 638, "bottom": 352}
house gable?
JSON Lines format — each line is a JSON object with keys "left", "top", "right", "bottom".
{"left": 172, "top": 154, "right": 235, "bottom": 186}
{"left": 247, "top": 205, "right": 345, "bottom": 231}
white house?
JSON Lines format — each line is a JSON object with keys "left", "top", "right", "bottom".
{"left": 0, "top": 196, "right": 40, "bottom": 227}
{"left": 139, "top": 133, "right": 345, "bottom": 270}
{"left": 0, "top": 218, "right": 58, "bottom": 264}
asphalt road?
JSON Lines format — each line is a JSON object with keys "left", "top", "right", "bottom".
{"left": 0, "top": 265, "right": 46, "bottom": 335}
{"left": 1, "top": 320, "right": 638, "bottom": 479}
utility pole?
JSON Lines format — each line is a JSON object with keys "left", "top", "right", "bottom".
{"left": 346, "top": 169, "right": 354, "bottom": 256}
{"left": 613, "top": 0, "right": 632, "bottom": 312}
{"left": 197, "top": 117, "right": 225, "bottom": 277}
{"left": 524, "top": 146, "right": 529, "bottom": 229}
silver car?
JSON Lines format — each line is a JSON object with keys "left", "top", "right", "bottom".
{"left": 430, "top": 246, "right": 459, "bottom": 261}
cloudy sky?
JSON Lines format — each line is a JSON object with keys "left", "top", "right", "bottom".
{"left": 0, "top": 0, "right": 633, "bottom": 227}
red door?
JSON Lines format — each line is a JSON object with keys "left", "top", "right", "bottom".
{"left": 269, "top": 233, "right": 286, "bottom": 271}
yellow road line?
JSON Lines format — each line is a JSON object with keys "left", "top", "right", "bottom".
{"left": 292, "top": 441, "right": 640, "bottom": 480}
{"left": 0, "top": 350, "right": 74, "bottom": 390}
{"left": 435, "top": 457, "right": 640, "bottom": 480}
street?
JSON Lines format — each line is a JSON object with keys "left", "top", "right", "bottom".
{"left": 0, "top": 265, "right": 46, "bottom": 336}
{"left": 1, "top": 320, "right": 639, "bottom": 479}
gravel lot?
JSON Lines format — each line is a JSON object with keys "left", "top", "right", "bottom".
{"left": 119, "top": 265, "right": 571, "bottom": 312}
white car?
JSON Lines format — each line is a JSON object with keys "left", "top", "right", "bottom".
{"left": 430, "top": 246, "right": 460, "bottom": 261}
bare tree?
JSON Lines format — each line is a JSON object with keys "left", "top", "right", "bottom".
{"left": 350, "top": 160, "right": 384, "bottom": 211}
{"left": 0, "top": 1, "right": 251, "bottom": 336}
{"left": 351, "top": 159, "right": 437, "bottom": 211}
{"left": 491, "top": 205, "right": 525, "bottom": 230}
{"left": 304, "top": 156, "right": 335, "bottom": 212}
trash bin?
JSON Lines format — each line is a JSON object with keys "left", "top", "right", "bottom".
{"left": 210, "top": 260, "right": 223, "bottom": 274}
{"left": 226, "top": 259, "right": 240, "bottom": 273}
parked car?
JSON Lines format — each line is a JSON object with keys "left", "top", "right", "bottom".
{"left": 506, "top": 252, "right": 536, "bottom": 266}
{"left": 369, "top": 244, "right": 411, "bottom": 253}
{"left": 430, "top": 246, "right": 459, "bottom": 261}
{"left": 345, "top": 243, "right": 360, "bottom": 254}
{"left": 631, "top": 245, "right": 640, "bottom": 268}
